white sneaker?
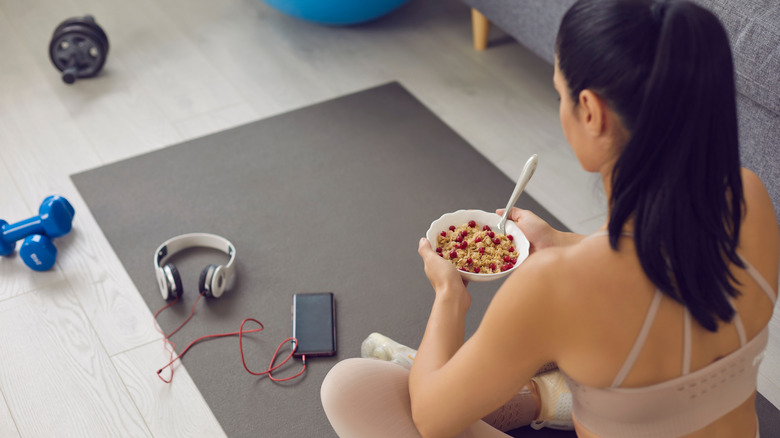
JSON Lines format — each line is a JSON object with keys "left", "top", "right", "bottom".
{"left": 530, "top": 371, "right": 574, "bottom": 431}
{"left": 360, "top": 332, "right": 417, "bottom": 369}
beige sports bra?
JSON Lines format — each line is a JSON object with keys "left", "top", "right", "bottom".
{"left": 562, "top": 231, "right": 776, "bottom": 437}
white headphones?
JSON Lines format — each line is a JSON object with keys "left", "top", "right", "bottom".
{"left": 154, "top": 233, "right": 236, "bottom": 301}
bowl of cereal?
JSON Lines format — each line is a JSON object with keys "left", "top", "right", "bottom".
{"left": 426, "top": 209, "right": 530, "bottom": 282}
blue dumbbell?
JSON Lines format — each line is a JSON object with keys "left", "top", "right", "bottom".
{"left": 1, "top": 195, "right": 75, "bottom": 270}
{"left": 19, "top": 234, "right": 58, "bottom": 271}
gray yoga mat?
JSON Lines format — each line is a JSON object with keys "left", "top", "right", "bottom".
{"left": 71, "top": 82, "right": 777, "bottom": 437}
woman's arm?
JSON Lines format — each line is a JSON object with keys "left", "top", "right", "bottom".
{"left": 410, "top": 239, "right": 471, "bottom": 394}
{"left": 410, "top": 239, "right": 566, "bottom": 437}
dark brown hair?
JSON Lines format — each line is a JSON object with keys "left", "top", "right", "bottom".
{"left": 556, "top": 0, "right": 744, "bottom": 331}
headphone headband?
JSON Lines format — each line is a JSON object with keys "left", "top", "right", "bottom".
{"left": 154, "top": 233, "right": 236, "bottom": 300}
{"left": 155, "top": 233, "right": 236, "bottom": 275}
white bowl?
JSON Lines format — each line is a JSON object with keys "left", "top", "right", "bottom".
{"left": 425, "top": 209, "right": 530, "bottom": 282}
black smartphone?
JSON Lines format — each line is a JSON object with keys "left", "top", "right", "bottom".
{"left": 292, "top": 292, "right": 337, "bottom": 358}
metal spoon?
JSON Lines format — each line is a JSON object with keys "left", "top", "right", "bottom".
{"left": 497, "top": 154, "right": 538, "bottom": 235}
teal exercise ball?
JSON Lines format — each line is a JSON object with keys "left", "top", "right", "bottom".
{"left": 264, "top": 0, "right": 410, "bottom": 26}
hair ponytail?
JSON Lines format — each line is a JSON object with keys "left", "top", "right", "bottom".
{"left": 557, "top": 0, "right": 744, "bottom": 331}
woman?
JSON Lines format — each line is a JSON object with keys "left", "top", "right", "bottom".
{"left": 320, "top": 0, "right": 779, "bottom": 436}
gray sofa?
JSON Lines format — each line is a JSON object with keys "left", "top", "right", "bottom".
{"left": 463, "top": 0, "right": 780, "bottom": 225}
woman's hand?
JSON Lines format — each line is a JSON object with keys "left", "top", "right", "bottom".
{"left": 497, "top": 208, "right": 587, "bottom": 251}
{"left": 496, "top": 208, "right": 557, "bottom": 253}
{"left": 417, "top": 238, "right": 470, "bottom": 307}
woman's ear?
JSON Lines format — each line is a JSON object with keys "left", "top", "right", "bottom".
{"left": 578, "top": 89, "right": 607, "bottom": 138}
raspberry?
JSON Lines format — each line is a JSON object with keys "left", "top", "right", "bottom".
{"left": 436, "top": 247, "right": 442, "bottom": 253}
{"left": 468, "top": 220, "right": 476, "bottom": 228}
{"left": 455, "top": 235, "right": 463, "bottom": 243}
{"left": 483, "top": 225, "right": 491, "bottom": 231}
{"left": 449, "top": 251, "right": 458, "bottom": 258}
{"left": 461, "top": 230, "right": 468, "bottom": 237}
{"left": 508, "top": 235, "right": 514, "bottom": 241}
{"left": 440, "top": 231, "right": 446, "bottom": 237}
{"left": 493, "top": 238, "right": 500, "bottom": 245}
{"left": 489, "top": 263, "right": 496, "bottom": 270}
{"left": 438, "top": 253, "right": 444, "bottom": 257}
{"left": 510, "top": 257, "right": 517, "bottom": 264}
{"left": 449, "top": 225, "right": 456, "bottom": 231}
{"left": 488, "top": 231, "right": 495, "bottom": 238}
{"left": 459, "top": 267, "right": 468, "bottom": 272}
{"left": 479, "top": 247, "right": 485, "bottom": 255}
{"left": 509, "top": 246, "right": 514, "bottom": 253}
{"left": 504, "top": 256, "right": 510, "bottom": 262}
{"left": 466, "top": 258, "right": 473, "bottom": 265}
{"left": 461, "top": 242, "right": 468, "bottom": 249}
{"left": 475, "top": 237, "right": 482, "bottom": 243}
{"left": 474, "top": 267, "right": 481, "bottom": 273}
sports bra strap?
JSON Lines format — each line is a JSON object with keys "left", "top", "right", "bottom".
{"left": 740, "top": 256, "right": 778, "bottom": 304}
{"left": 727, "top": 296, "right": 748, "bottom": 347}
{"left": 582, "top": 230, "right": 609, "bottom": 242}
{"left": 682, "top": 308, "right": 691, "bottom": 375}
{"left": 611, "top": 290, "right": 663, "bottom": 387}
{"left": 582, "top": 230, "right": 633, "bottom": 242}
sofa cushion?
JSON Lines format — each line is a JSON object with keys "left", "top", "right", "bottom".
{"left": 697, "top": 0, "right": 780, "bottom": 118}
{"left": 694, "top": 0, "right": 779, "bottom": 221}
{"left": 737, "top": 95, "right": 780, "bottom": 221}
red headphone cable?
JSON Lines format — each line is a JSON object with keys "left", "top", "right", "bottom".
{"left": 238, "top": 318, "right": 306, "bottom": 382}
{"left": 153, "top": 294, "right": 304, "bottom": 384}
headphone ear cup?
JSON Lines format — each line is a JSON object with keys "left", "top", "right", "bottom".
{"left": 199, "top": 264, "right": 217, "bottom": 297}
{"left": 164, "top": 263, "right": 183, "bottom": 300}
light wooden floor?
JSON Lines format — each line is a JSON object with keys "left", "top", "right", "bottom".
{"left": 0, "top": 0, "right": 776, "bottom": 436}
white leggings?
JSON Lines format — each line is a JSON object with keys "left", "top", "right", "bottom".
{"left": 320, "top": 358, "right": 536, "bottom": 438}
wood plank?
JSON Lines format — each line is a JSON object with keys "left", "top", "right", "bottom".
{"left": 0, "top": 3, "right": 102, "bottom": 178}
{"left": 112, "top": 341, "right": 227, "bottom": 438}
{"left": 155, "top": 0, "right": 337, "bottom": 118}
{"left": 67, "top": 0, "right": 245, "bottom": 123}
{"left": 175, "top": 103, "right": 260, "bottom": 142}
{"left": 0, "top": 391, "right": 21, "bottom": 438}
{"left": 75, "top": 275, "right": 161, "bottom": 357}
{"left": 0, "top": 282, "right": 150, "bottom": 436}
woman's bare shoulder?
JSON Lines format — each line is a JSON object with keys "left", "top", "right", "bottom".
{"left": 739, "top": 167, "right": 779, "bottom": 285}
{"left": 741, "top": 167, "right": 776, "bottom": 222}
{"left": 740, "top": 168, "right": 778, "bottom": 246}
{"left": 493, "top": 235, "right": 648, "bottom": 367}
{"left": 508, "top": 237, "right": 638, "bottom": 313}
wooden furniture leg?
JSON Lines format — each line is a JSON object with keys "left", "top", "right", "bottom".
{"left": 471, "top": 8, "right": 490, "bottom": 51}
